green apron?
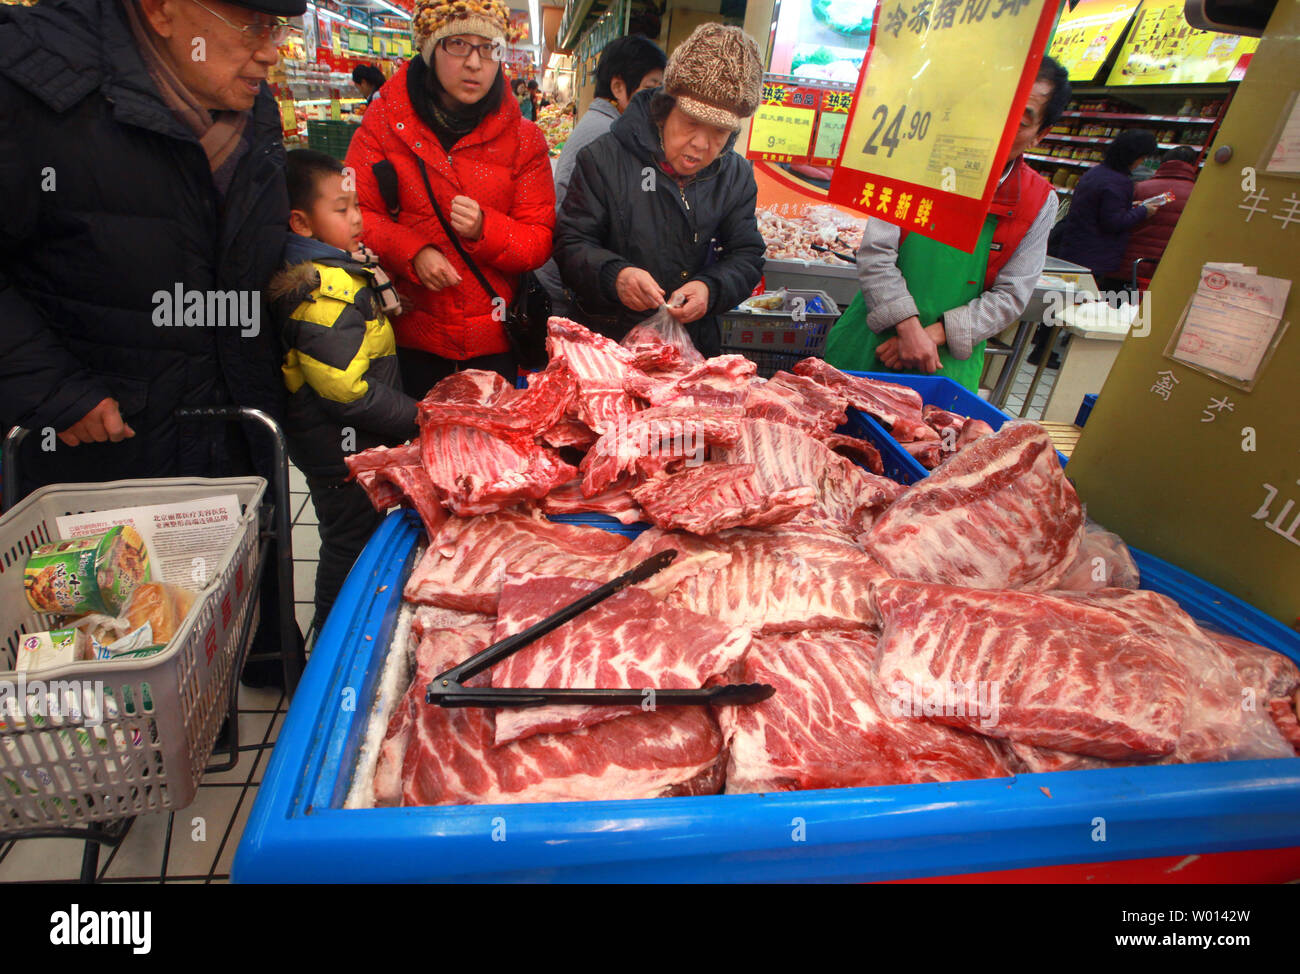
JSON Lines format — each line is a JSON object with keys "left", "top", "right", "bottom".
{"left": 823, "top": 216, "right": 997, "bottom": 392}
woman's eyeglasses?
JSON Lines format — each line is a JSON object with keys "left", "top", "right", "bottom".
{"left": 441, "top": 37, "right": 499, "bottom": 60}
{"left": 187, "top": 0, "right": 293, "bottom": 49}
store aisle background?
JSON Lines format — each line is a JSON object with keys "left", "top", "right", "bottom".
{"left": 0, "top": 359, "right": 1058, "bottom": 883}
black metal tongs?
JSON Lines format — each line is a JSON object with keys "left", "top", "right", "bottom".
{"left": 425, "top": 550, "right": 775, "bottom": 709}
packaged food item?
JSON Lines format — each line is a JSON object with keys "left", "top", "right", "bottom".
{"left": 121, "top": 582, "right": 196, "bottom": 645}
{"left": 14, "top": 628, "right": 92, "bottom": 673}
{"left": 24, "top": 526, "right": 150, "bottom": 615}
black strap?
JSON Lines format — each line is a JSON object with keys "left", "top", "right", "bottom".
{"left": 412, "top": 155, "right": 502, "bottom": 305}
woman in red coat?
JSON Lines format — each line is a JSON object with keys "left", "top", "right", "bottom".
{"left": 346, "top": 0, "right": 555, "bottom": 397}
{"left": 1120, "top": 145, "right": 1198, "bottom": 284}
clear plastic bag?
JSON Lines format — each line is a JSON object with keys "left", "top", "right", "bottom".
{"left": 621, "top": 304, "right": 705, "bottom": 366}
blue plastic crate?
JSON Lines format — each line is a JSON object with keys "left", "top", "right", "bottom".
{"left": 843, "top": 371, "right": 1067, "bottom": 485}
{"left": 1076, "top": 393, "right": 1099, "bottom": 427}
{"left": 232, "top": 508, "right": 1300, "bottom": 883}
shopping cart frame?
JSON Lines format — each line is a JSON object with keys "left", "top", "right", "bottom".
{"left": 0, "top": 406, "right": 301, "bottom": 882}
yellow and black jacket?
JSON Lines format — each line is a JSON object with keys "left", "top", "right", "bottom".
{"left": 270, "top": 238, "right": 417, "bottom": 480}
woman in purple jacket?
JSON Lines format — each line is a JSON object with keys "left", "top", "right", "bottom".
{"left": 1053, "top": 129, "right": 1164, "bottom": 291}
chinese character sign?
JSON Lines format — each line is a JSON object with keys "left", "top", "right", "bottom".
{"left": 747, "top": 83, "right": 821, "bottom": 164}
{"left": 829, "top": 0, "right": 1060, "bottom": 250}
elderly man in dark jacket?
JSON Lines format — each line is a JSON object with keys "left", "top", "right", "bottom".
{"left": 554, "top": 24, "right": 766, "bottom": 357}
{"left": 0, "top": 0, "right": 306, "bottom": 685}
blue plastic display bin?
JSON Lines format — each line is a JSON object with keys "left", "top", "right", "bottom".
{"left": 842, "top": 371, "right": 1068, "bottom": 485}
{"left": 1076, "top": 393, "right": 1099, "bottom": 428}
{"left": 233, "top": 508, "right": 1300, "bottom": 883}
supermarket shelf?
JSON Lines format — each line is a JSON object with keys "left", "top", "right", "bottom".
{"left": 1043, "top": 134, "right": 1205, "bottom": 151}
{"left": 1060, "top": 111, "right": 1217, "bottom": 123}
{"left": 1025, "top": 153, "right": 1092, "bottom": 167}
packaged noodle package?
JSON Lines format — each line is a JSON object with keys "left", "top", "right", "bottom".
{"left": 24, "top": 526, "right": 150, "bottom": 615}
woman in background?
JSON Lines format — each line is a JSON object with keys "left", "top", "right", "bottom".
{"left": 1052, "top": 129, "right": 1165, "bottom": 292}
{"left": 537, "top": 34, "right": 666, "bottom": 312}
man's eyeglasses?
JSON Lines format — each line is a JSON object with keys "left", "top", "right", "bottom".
{"left": 440, "top": 37, "right": 499, "bottom": 60}
{"left": 187, "top": 0, "right": 293, "bottom": 49}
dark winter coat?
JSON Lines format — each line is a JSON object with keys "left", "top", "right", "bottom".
{"left": 1052, "top": 161, "right": 1150, "bottom": 279}
{"left": 553, "top": 88, "right": 766, "bottom": 356}
{"left": 0, "top": 0, "right": 290, "bottom": 494}
{"left": 1120, "top": 158, "right": 1197, "bottom": 273}
{"left": 270, "top": 235, "right": 417, "bottom": 480}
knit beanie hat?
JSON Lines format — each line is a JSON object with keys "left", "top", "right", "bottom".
{"left": 413, "top": 0, "right": 525, "bottom": 62}
{"left": 662, "top": 24, "right": 762, "bottom": 131}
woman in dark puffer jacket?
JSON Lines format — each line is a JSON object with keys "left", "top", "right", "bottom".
{"left": 553, "top": 24, "right": 766, "bottom": 357}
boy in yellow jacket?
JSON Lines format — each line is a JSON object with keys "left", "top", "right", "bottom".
{"left": 271, "top": 150, "right": 418, "bottom": 626}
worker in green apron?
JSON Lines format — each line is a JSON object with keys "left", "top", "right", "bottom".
{"left": 824, "top": 221, "right": 996, "bottom": 392}
{"left": 823, "top": 57, "right": 1073, "bottom": 394}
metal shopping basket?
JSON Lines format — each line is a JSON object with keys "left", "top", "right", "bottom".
{"left": 0, "top": 407, "right": 300, "bottom": 880}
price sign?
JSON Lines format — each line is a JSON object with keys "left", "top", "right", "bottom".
{"left": 331, "top": 31, "right": 342, "bottom": 56}
{"left": 746, "top": 82, "right": 819, "bottom": 164}
{"left": 828, "top": 0, "right": 1060, "bottom": 251}
{"left": 278, "top": 98, "right": 297, "bottom": 136}
{"left": 397, "top": 36, "right": 412, "bottom": 57}
{"left": 1047, "top": 0, "right": 1139, "bottom": 82}
{"left": 1106, "top": 0, "right": 1259, "bottom": 85}
{"left": 810, "top": 90, "right": 852, "bottom": 166}
{"left": 348, "top": 31, "right": 369, "bottom": 53}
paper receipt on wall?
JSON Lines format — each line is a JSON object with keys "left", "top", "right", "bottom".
{"left": 56, "top": 495, "right": 242, "bottom": 589}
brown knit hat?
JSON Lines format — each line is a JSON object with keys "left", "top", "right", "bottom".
{"left": 662, "top": 24, "right": 762, "bottom": 131}
{"left": 413, "top": 0, "right": 526, "bottom": 62}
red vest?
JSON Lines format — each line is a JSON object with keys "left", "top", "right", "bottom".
{"left": 982, "top": 156, "right": 1054, "bottom": 288}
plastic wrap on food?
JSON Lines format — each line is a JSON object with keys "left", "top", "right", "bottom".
{"left": 1054, "top": 519, "right": 1141, "bottom": 591}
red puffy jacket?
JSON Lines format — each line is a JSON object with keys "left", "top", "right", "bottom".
{"left": 1119, "top": 159, "right": 1197, "bottom": 275}
{"left": 346, "top": 62, "right": 555, "bottom": 360}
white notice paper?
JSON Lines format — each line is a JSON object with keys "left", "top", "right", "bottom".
{"left": 1265, "top": 92, "right": 1300, "bottom": 175}
{"left": 1170, "top": 265, "right": 1291, "bottom": 383}
{"left": 56, "top": 495, "right": 243, "bottom": 588}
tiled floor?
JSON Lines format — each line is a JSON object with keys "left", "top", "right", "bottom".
{"left": 0, "top": 466, "right": 321, "bottom": 885}
{"left": 1000, "top": 356, "right": 1060, "bottom": 420}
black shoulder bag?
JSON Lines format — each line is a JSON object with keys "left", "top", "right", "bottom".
{"left": 411, "top": 156, "right": 550, "bottom": 370}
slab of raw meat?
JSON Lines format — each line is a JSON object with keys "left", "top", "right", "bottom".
{"left": 1268, "top": 698, "right": 1300, "bottom": 754}
{"left": 995, "top": 740, "right": 1124, "bottom": 774}
{"left": 345, "top": 444, "right": 446, "bottom": 536}
{"left": 580, "top": 405, "right": 744, "bottom": 495}
{"left": 545, "top": 317, "right": 647, "bottom": 434}
{"left": 488, "top": 574, "right": 751, "bottom": 745}
{"left": 409, "top": 604, "right": 495, "bottom": 643}
{"left": 540, "top": 416, "right": 598, "bottom": 451}
{"left": 404, "top": 510, "right": 634, "bottom": 610}
{"left": 872, "top": 580, "right": 1190, "bottom": 759}
{"left": 903, "top": 438, "right": 945, "bottom": 469}
{"left": 712, "top": 419, "right": 902, "bottom": 539}
{"left": 1065, "top": 589, "right": 1293, "bottom": 764}
{"left": 742, "top": 371, "right": 849, "bottom": 437}
{"left": 539, "top": 478, "right": 644, "bottom": 524}
{"left": 866, "top": 421, "right": 1083, "bottom": 590}
{"left": 1202, "top": 629, "right": 1300, "bottom": 700}
{"left": 403, "top": 510, "right": 724, "bottom": 612}
{"left": 630, "top": 462, "right": 816, "bottom": 534}
{"left": 417, "top": 365, "right": 575, "bottom": 440}
{"left": 368, "top": 462, "right": 447, "bottom": 539}
{"left": 1054, "top": 521, "right": 1140, "bottom": 591}
{"left": 957, "top": 418, "right": 995, "bottom": 448}
{"left": 421, "top": 369, "right": 517, "bottom": 407}
{"left": 792, "top": 358, "right": 936, "bottom": 442}
{"left": 664, "top": 526, "right": 890, "bottom": 633}
{"left": 922, "top": 404, "right": 964, "bottom": 440}
{"left": 627, "top": 355, "right": 757, "bottom": 408}
{"left": 375, "top": 626, "right": 726, "bottom": 806}
{"left": 418, "top": 422, "right": 577, "bottom": 516}
{"left": 719, "top": 630, "right": 1010, "bottom": 793}
{"left": 816, "top": 433, "right": 884, "bottom": 474}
